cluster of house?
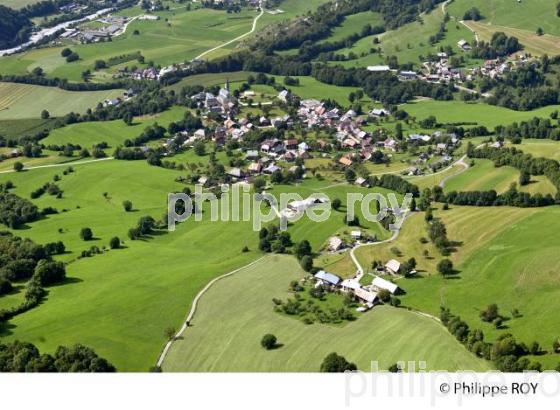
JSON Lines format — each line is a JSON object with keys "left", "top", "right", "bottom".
{"left": 313, "top": 268, "right": 402, "bottom": 309}
{"left": 101, "top": 88, "right": 136, "bottom": 107}
{"left": 114, "top": 63, "right": 181, "bottom": 81}
{"left": 76, "top": 14, "right": 130, "bottom": 43}
{"left": 191, "top": 81, "right": 238, "bottom": 116}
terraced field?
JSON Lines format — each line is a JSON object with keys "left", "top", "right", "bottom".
{"left": 0, "top": 82, "right": 123, "bottom": 120}
{"left": 162, "top": 255, "right": 491, "bottom": 372}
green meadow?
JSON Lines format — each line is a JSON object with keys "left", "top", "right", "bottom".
{"left": 400, "top": 99, "right": 560, "bottom": 130}
{"left": 400, "top": 206, "right": 560, "bottom": 369}
{"left": 162, "top": 254, "right": 491, "bottom": 372}
{"left": 447, "top": 0, "right": 560, "bottom": 37}
{"left": 0, "top": 82, "right": 123, "bottom": 120}
{"left": 0, "top": 8, "right": 258, "bottom": 82}
{"left": 0, "top": 117, "right": 57, "bottom": 139}
{"left": 317, "top": 11, "right": 384, "bottom": 44}
{"left": 42, "top": 105, "right": 186, "bottom": 148}
{"left": 444, "top": 158, "right": 557, "bottom": 196}
{"left": 509, "top": 139, "right": 560, "bottom": 162}
{"left": 0, "top": 155, "right": 394, "bottom": 370}
{"left": 335, "top": 5, "right": 477, "bottom": 68}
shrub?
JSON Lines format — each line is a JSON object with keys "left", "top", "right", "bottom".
{"left": 261, "top": 334, "right": 277, "bottom": 350}
{"left": 80, "top": 227, "right": 93, "bottom": 241}
{"left": 109, "top": 237, "right": 120, "bottom": 249}
{"left": 320, "top": 352, "right": 357, "bottom": 372}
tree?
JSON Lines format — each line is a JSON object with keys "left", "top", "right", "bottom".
{"left": 480, "top": 304, "right": 500, "bottom": 322}
{"left": 40, "top": 109, "right": 49, "bottom": 119}
{"left": 294, "top": 240, "right": 312, "bottom": 259}
{"left": 109, "top": 237, "right": 120, "bottom": 249}
{"left": 378, "top": 289, "right": 391, "bottom": 303}
{"left": 80, "top": 227, "right": 93, "bottom": 241}
{"left": 253, "top": 177, "right": 266, "bottom": 191}
{"left": 437, "top": 259, "right": 453, "bottom": 275}
{"left": 300, "top": 255, "right": 313, "bottom": 272}
{"left": 13, "top": 162, "right": 23, "bottom": 172}
{"left": 193, "top": 141, "right": 206, "bottom": 156}
{"left": 164, "top": 327, "right": 176, "bottom": 340}
{"left": 536, "top": 27, "right": 544, "bottom": 36}
{"left": 331, "top": 198, "right": 342, "bottom": 211}
{"left": 60, "top": 48, "right": 72, "bottom": 57}
{"left": 320, "top": 352, "right": 357, "bottom": 372}
{"left": 261, "top": 334, "right": 277, "bottom": 350}
{"left": 519, "top": 171, "right": 530, "bottom": 186}
{"left": 122, "top": 200, "right": 133, "bottom": 212}
{"left": 33, "top": 260, "right": 66, "bottom": 286}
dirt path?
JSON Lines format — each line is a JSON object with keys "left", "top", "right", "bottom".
{"left": 156, "top": 256, "right": 266, "bottom": 368}
{"left": 194, "top": 1, "right": 264, "bottom": 61}
{"left": 0, "top": 157, "right": 114, "bottom": 174}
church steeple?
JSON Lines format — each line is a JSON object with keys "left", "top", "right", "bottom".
{"left": 225, "top": 78, "right": 230, "bottom": 91}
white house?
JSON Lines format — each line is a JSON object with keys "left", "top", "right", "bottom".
{"left": 385, "top": 259, "right": 401, "bottom": 274}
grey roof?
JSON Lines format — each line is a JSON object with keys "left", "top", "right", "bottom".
{"left": 314, "top": 270, "right": 341, "bottom": 286}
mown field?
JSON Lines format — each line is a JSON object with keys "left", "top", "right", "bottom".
{"left": 400, "top": 99, "right": 560, "bottom": 130}
{"left": 317, "top": 11, "right": 384, "bottom": 44}
{"left": 0, "top": 0, "right": 40, "bottom": 8}
{"left": 0, "top": 155, "right": 394, "bottom": 370}
{"left": 42, "top": 105, "right": 186, "bottom": 148}
{"left": 401, "top": 206, "right": 560, "bottom": 369}
{"left": 444, "top": 158, "right": 557, "bottom": 196}
{"left": 509, "top": 139, "right": 560, "bottom": 161}
{"left": 0, "top": 7, "right": 258, "bottom": 82}
{"left": 447, "top": 0, "right": 560, "bottom": 37}
{"left": 162, "top": 254, "right": 491, "bottom": 372}
{"left": 0, "top": 117, "right": 57, "bottom": 139}
{"left": 0, "top": 82, "right": 123, "bottom": 120}
{"left": 335, "top": 5, "right": 477, "bottom": 69}
{"left": 462, "top": 20, "right": 560, "bottom": 57}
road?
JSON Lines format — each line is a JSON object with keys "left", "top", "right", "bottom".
{"left": 156, "top": 256, "right": 266, "bottom": 369}
{"left": 0, "top": 157, "right": 114, "bottom": 174}
{"left": 194, "top": 1, "right": 264, "bottom": 61}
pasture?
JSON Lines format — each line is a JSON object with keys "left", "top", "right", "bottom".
{"left": 509, "top": 139, "right": 560, "bottom": 162}
{"left": 0, "top": 117, "right": 57, "bottom": 139}
{"left": 317, "top": 11, "right": 384, "bottom": 44}
{"left": 335, "top": 5, "right": 477, "bottom": 68}
{"left": 443, "top": 158, "right": 556, "bottom": 196}
{"left": 42, "top": 105, "right": 186, "bottom": 148}
{"left": 462, "top": 20, "right": 560, "bottom": 56}
{"left": 400, "top": 99, "right": 560, "bottom": 130}
{"left": 0, "top": 8, "right": 259, "bottom": 82}
{"left": 0, "top": 157, "right": 393, "bottom": 370}
{"left": 401, "top": 206, "right": 560, "bottom": 369}
{"left": 447, "top": 0, "right": 560, "bottom": 37}
{"left": 0, "top": 0, "right": 40, "bottom": 8}
{"left": 0, "top": 82, "right": 123, "bottom": 120}
{"left": 162, "top": 254, "right": 491, "bottom": 372}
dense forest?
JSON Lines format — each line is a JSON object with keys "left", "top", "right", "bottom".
{"left": 0, "top": 5, "right": 32, "bottom": 49}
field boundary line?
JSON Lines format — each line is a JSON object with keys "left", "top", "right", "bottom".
{"left": 0, "top": 156, "right": 114, "bottom": 174}
{"left": 156, "top": 256, "right": 266, "bottom": 368}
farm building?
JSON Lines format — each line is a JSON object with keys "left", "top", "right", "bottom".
{"left": 372, "top": 277, "right": 400, "bottom": 294}
{"left": 341, "top": 279, "right": 360, "bottom": 292}
{"left": 327, "top": 236, "right": 344, "bottom": 251}
{"left": 354, "top": 288, "right": 378, "bottom": 305}
{"left": 314, "top": 271, "right": 341, "bottom": 287}
{"left": 385, "top": 259, "right": 401, "bottom": 275}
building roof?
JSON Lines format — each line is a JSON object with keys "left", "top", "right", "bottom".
{"left": 341, "top": 279, "right": 361, "bottom": 290}
{"left": 385, "top": 259, "right": 401, "bottom": 273}
{"left": 328, "top": 236, "right": 343, "bottom": 251}
{"left": 372, "top": 276, "right": 399, "bottom": 294}
{"left": 354, "top": 288, "right": 378, "bottom": 303}
{"left": 314, "top": 270, "right": 341, "bottom": 286}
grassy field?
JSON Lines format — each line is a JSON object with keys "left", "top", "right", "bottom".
{"left": 401, "top": 206, "right": 560, "bottom": 369}
{"left": 0, "top": 82, "right": 123, "bottom": 120}
{"left": 162, "top": 254, "right": 491, "bottom": 372}
{"left": 165, "top": 71, "right": 258, "bottom": 91}
{"left": 509, "top": 139, "right": 560, "bottom": 161}
{"left": 354, "top": 205, "right": 543, "bottom": 278}
{"left": 317, "top": 11, "right": 384, "bottom": 44}
{"left": 335, "top": 5, "right": 477, "bottom": 69}
{"left": 0, "top": 117, "right": 57, "bottom": 139}
{"left": 400, "top": 99, "right": 560, "bottom": 129}
{"left": 42, "top": 105, "right": 186, "bottom": 148}
{"left": 0, "top": 155, "right": 393, "bottom": 370}
{"left": 0, "top": 0, "right": 40, "bottom": 8}
{"left": 448, "top": 0, "right": 560, "bottom": 37}
{"left": 463, "top": 20, "right": 560, "bottom": 56}
{"left": 444, "top": 158, "right": 556, "bottom": 195}
{"left": 0, "top": 8, "right": 258, "bottom": 82}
